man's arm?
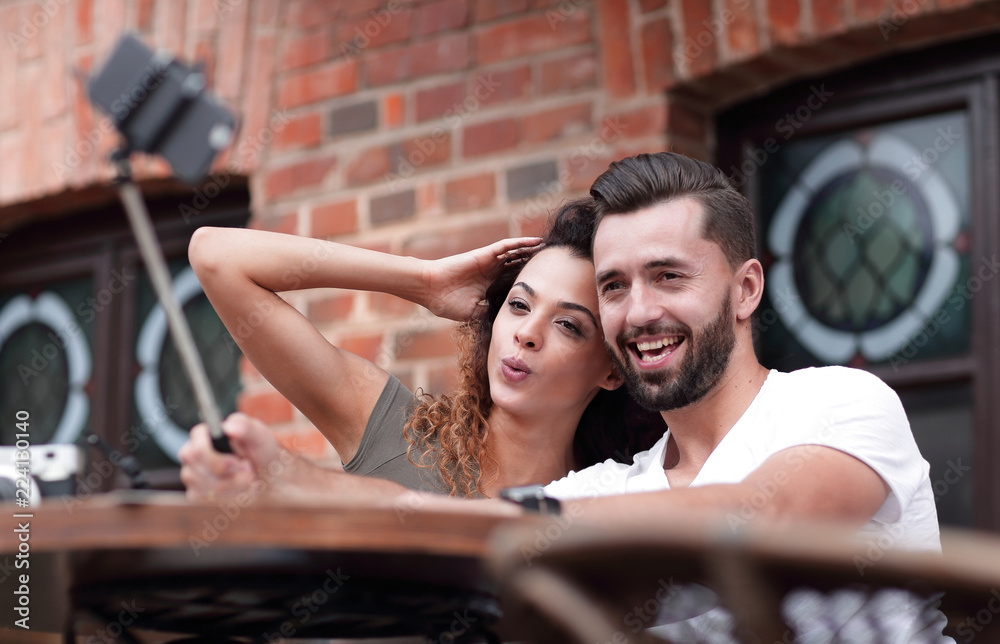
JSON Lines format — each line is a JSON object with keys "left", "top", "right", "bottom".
{"left": 558, "top": 445, "right": 889, "bottom": 528}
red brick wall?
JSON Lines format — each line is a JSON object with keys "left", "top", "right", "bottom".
{"left": 3, "top": 0, "right": 999, "bottom": 461}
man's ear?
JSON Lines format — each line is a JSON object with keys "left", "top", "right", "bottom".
{"left": 600, "top": 364, "right": 625, "bottom": 391}
{"left": 735, "top": 258, "right": 764, "bottom": 321}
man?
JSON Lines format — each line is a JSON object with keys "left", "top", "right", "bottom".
{"left": 181, "top": 152, "right": 947, "bottom": 641}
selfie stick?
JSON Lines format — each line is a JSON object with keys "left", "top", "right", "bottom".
{"left": 87, "top": 32, "right": 236, "bottom": 453}
{"left": 111, "top": 150, "right": 232, "bottom": 454}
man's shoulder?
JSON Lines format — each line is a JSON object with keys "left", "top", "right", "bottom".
{"left": 771, "top": 365, "right": 894, "bottom": 397}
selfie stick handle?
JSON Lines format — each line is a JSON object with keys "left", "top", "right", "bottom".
{"left": 113, "top": 151, "right": 232, "bottom": 454}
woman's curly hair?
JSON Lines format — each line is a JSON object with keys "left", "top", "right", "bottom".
{"left": 404, "top": 198, "right": 666, "bottom": 497}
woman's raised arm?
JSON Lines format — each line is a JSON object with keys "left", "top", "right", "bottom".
{"left": 188, "top": 226, "right": 540, "bottom": 461}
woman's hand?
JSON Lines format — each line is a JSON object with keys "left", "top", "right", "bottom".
{"left": 179, "top": 413, "right": 286, "bottom": 503}
{"left": 420, "top": 237, "right": 543, "bottom": 320}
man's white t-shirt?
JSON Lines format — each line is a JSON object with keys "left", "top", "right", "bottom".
{"left": 544, "top": 366, "right": 949, "bottom": 643}
{"left": 546, "top": 366, "right": 940, "bottom": 551}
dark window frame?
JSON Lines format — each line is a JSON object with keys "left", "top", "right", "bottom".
{"left": 0, "top": 189, "right": 250, "bottom": 490}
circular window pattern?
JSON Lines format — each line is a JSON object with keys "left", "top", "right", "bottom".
{"left": 0, "top": 293, "right": 92, "bottom": 443}
{"left": 767, "top": 134, "right": 960, "bottom": 364}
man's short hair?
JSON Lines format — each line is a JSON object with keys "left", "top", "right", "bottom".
{"left": 589, "top": 152, "right": 758, "bottom": 268}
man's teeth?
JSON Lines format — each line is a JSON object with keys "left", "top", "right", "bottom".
{"left": 635, "top": 337, "right": 681, "bottom": 362}
{"left": 636, "top": 338, "right": 680, "bottom": 351}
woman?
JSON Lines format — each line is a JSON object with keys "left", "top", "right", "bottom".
{"left": 180, "top": 199, "right": 663, "bottom": 499}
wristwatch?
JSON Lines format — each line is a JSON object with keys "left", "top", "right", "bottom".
{"left": 499, "top": 484, "right": 562, "bottom": 515}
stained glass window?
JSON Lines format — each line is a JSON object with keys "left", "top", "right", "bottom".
{"left": 127, "top": 261, "right": 242, "bottom": 471}
{"left": 0, "top": 277, "right": 95, "bottom": 445}
{"left": 757, "top": 111, "right": 971, "bottom": 371}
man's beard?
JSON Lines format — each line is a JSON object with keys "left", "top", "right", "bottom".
{"left": 610, "top": 294, "right": 736, "bottom": 412}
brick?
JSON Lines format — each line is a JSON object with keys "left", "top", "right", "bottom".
{"left": 475, "top": 12, "right": 591, "bottom": 66}
{"left": 564, "top": 152, "right": 616, "bottom": 191}
{"left": 276, "top": 427, "right": 334, "bottom": 459}
{"left": 417, "top": 182, "right": 437, "bottom": 213}
{"left": 522, "top": 103, "right": 592, "bottom": 143}
{"left": 678, "top": 0, "right": 718, "bottom": 76}
{"left": 75, "top": 0, "right": 94, "bottom": 45}
{"left": 155, "top": 0, "right": 187, "bottom": 62}
{"left": 286, "top": 0, "right": 379, "bottom": 29}
{"left": 136, "top": 0, "right": 155, "bottom": 30}
{"left": 473, "top": 0, "right": 529, "bottom": 22}
{"left": 281, "top": 28, "right": 331, "bottom": 70}
{"left": 813, "top": 0, "right": 848, "bottom": 36}
{"left": 312, "top": 199, "right": 358, "bottom": 237}
{"left": 193, "top": 38, "right": 217, "bottom": 92}
{"left": 641, "top": 17, "right": 675, "bottom": 92}
{"left": 395, "top": 326, "right": 457, "bottom": 360}
{"left": 851, "top": 0, "right": 885, "bottom": 23}
{"left": 345, "top": 146, "right": 393, "bottom": 186}
{"left": 416, "top": 0, "right": 469, "bottom": 35}
{"left": 333, "top": 8, "right": 412, "bottom": 53}
{"left": 426, "top": 363, "right": 460, "bottom": 394}
{"left": 507, "top": 160, "right": 559, "bottom": 201}
{"left": 605, "top": 103, "right": 667, "bottom": 139}
{"left": 416, "top": 80, "right": 467, "bottom": 122}
{"left": 724, "top": 0, "right": 761, "bottom": 61}
{"left": 539, "top": 52, "right": 597, "bottom": 94}
{"left": 329, "top": 100, "right": 379, "bottom": 137}
{"left": 264, "top": 154, "right": 338, "bottom": 199}
{"left": 194, "top": 0, "right": 218, "bottom": 31}
{"left": 273, "top": 112, "right": 322, "bottom": 151}
{"left": 234, "top": 32, "right": 275, "bottom": 173}
{"left": 403, "top": 220, "right": 510, "bottom": 260}
{"left": 278, "top": 60, "right": 359, "bottom": 109}
{"left": 767, "top": 0, "right": 802, "bottom": 45}
{"left": 308, "top": 293, "right": 355, "bottom": 321}
{"left": 347, "top": 132, "right": 452, "bottom": 187}
{"left": 462, "top": 118, "right": 519, "bottom": 157}
{"left": 595, "top": 0, "right": 636, "bottom": 97}
{"left": 371, "top": 190, "right": 417, "bottom": 225}
{"left": 238, "top": 389, "right": 294, "bottom": 424}
{"left": 365, "top": 33, "right": 470, "bottom": 86}
{"left": 370, "top": 292, "right": 417, "bottom": 316}
{"left": 477, "top": 65, "right": 532, "bottom": 108}
{"left": 399, "top": 132, "right": 452, "bottom": 172}
{"left": 338, "top": 333, "right": 385, "bottom": 362}
{"left": 251, "top": 211, "right": 298, "bottom": 235}
{"left": 444, "top": 173, "right": 496, "bottom": 212}
{"left": 638, "top": 0, "right": 668, "bottom": 11}
{"left": 383, "top": 93, "right": 405, "bottom": 128}
{"left": 667, "top": 101, "right": 708, "bottom": 141}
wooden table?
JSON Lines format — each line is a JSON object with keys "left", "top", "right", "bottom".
{"left": 0, "top": 491, "right": 525, "bottom": 643}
